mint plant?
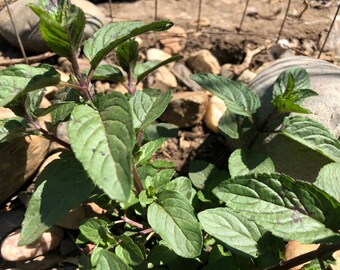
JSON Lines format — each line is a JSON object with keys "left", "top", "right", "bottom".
{"left": 0, "top": 0, "right": 340, "bottom": 269}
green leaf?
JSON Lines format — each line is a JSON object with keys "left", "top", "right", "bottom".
{"left": 0, "top": 117, "right": 32, "bottom": 143}
{"left": 136, "top": 164, "right": 158, "bottom": 183}
{"left": 29, "top": 1, "right": 86, "bottom": 58}
{"left": 198, "top": 208, "right": 263, "bottom": 257}
{"left": 0, "top": 64, "right": 60, "bottom": 106}
{"left": 138, "top": 190, "right": 156, "bottom": 207}
{"left": 116, "top": 40, "right": 139, "bottom": 73}
{"left": 19, "top": 152, "right": 94, "bottom": 245}
{"left": 26, "top": 89, "right": 45, "bottom": 115}
{"left": 68, "top": 91, "right": 134, "bottom": 202}
{"left": 147, "top": 190, "right": 203, "bottom": 258}
{"left": 135, "top": 55, "right": 182, "bottom": 84}
{"left": 150, "top": 160, "right": 176, "bottom": 168}
{"left": 212, "top": 173, "right": 337, "bottom": 243}
{"left": 136, "top": 138, "right": 166, "bottom": 165}
{"left": 272, "top": 72, "right": 317, "bottom": 113}
{"left": 164, "top": 177, "right": 195, "bottom": 201}
{"left": 301, "top": 254, "right": 336, "bottom": 270}
{"left": 145, "top": 169, "right": 175, "bottom": 192}
{"left": 272, "top": 95, "right": 311, "bottom": 114}
{"left": 273, "top": 67, "right": 311, "bottom": 100}
{"left": 79, "top": 218, "right": 113, "bottom": 245}
{"left": 315, "top": 163, "right": 340, "bottom": 202}
{"left": 190, "top": 74, "right": 260, "bottom": 117}
{"left": 115, "top": 235, "right": 144, "bottom": 266}
{"left": 85, "top": 65, "right": 124, "bottom": 83}
{"left": 52, "top": 102, "right": 78, "bottom": 126}
{"left": 134, "top": 61, "right": 159, "bottom": 79}
{"left": 129, "top": 88, "right": 172, "bottom": 131}
{"left": 218, "top": 110, "right": 239, "bottom": 139}
{"left": 147, "top": 241, "right": 178, "bottom": 266}
{"left": 84, "top": 21, "right": 173, "bottom": 69}
{"left": 143, "top": 123, "right": 178, "bottom": 141}
{"left": 34, "top": 102, "right": 77, "bottom": 125}
{"left": 281, "top": 116, "right": 340, "bottom": 162}
{"left": 96, "top": 249, "right": 130, "bottom": 270}
{"left": 53, "top": 87, "right": 81, "bottom": 103}
{"left": 203, "top": 245, "right": 240, "bottom": 270}
{"left": 228, "top": 149, "right": 275, "bottom": 177}
{"left": 188, "top": 160, "right": 229, "bottom": 190}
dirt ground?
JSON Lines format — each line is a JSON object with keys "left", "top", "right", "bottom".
{"left": 0, "top": 0, "right": 339, "bottom": 268}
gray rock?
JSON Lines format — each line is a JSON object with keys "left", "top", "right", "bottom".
{"left": 248, "top": 56, "right": 340, "bottom": 182}
{"left": 171, "top": 63, "right": 201, "bottom": 91}
{"left": 0, "top": 0, "right": 106, "bottom": 53}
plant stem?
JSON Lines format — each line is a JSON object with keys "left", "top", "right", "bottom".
{"left": 69, "top": 53, "right": 93, "bottom": 101}
{"left": 143, "top": 229, "right": 154, "bottom": 238}
{"left": 266, "top": 243, "right": 340, "bottom": 270}
{"left": 127, "top": 66, "right": 135, "bottom": 95}
{"left": 58, "top": 81, "right": 82, "bottom": 90}
{"left": 87, "top": 68, "right": 96, "bottom": 84}
{"left": 133, "top": 163, "right": 144, "bottom": 195}
{"left": 318, "top": 256, "right": 326, "bottom": 270}
{"left": 120, "top": 215, "right": 144, "bottom": 229}
{"left": 24, "top": 102, "right": 71, "bottom": 149}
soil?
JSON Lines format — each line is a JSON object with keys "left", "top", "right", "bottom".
{"left": 0, "top": 0, "right": 339, "bottom": 268}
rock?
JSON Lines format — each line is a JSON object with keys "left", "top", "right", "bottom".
{"left": 248, "top": 56, "right": 340, "bottom": 181}
{"left": 59, "top": 239, "right": 78, "bottom": 256}
{"left": 171, "top": 63, "right": 201, "bottom": 91}
{"left": 36, "top": 152, "right": 62, "bottom": 178}
{"left": 159, "top": 26, "right": 187, "bottom": 54}
{"left": 332, "top": 250, "right": 340, "bottom": 270}
{"left": 148, "top": 66, "right": 177, "bottom": 92}
{"left": 15, "top": 253, "right": 63, "bottom": 270}
{"left": 189, "top": 17, "right": 210, "bottom": 28}
{"left": 0, "top": 107, "right": 16, "bottom": 119}
{"left": 285, "top": 240, "right": 340, "bottom": 269}
{"left": 0, "top": 209, "right": 25, "bottom": 242}
{"left": 0, "top": 99, "right": 52, "bottom": 204}
{"left": 237, "top": 69, "right": 256, "bottom": 83}
{"left": 58, "top": 57, "right": 91, "bottom": 73}
{"left": 186, "top": 49, "right": 221, "bottom": 75}
{"left": 284, "top": 241, "right": 321, "bottom": 270}
{"left": 220, "top": 63, "right": 234, "bottom": 79}
{"left": 0, "top": 227, "right": 63, "bottom": 262}
{"left": 114, "top": 83, "right": 129, "bottom": 95}
{"left": 146, "top": 48, "right": 173, "bottom": 64}
{"left": 83, "top": 202, "right": 107, "bottom": 218}
{"left": 160, "top": 91, "right": 209, "bottom": 128}
{"left": 204, "top": 96, "right": 226, "bottom": 133}
{"left": 49, "top": 122, "right": 69, "bottom": 152}
{"left": 0, "top": 0, "right": 106, "bottom": 53}
{"left": 57, "top": 205, "right": 86, "bottom": 230}
{"left": 95, "top": 81, "right": 111, "bottom": 94}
